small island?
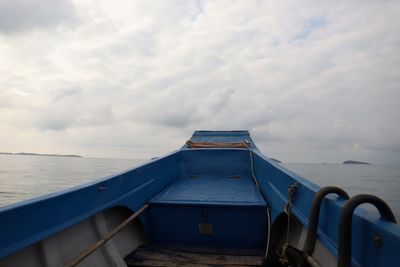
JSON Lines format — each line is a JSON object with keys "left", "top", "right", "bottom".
{"left": 270, "top": 158, "right": 282, "bottom": 163}
{"left": 0, "top": 152, "right": 82, "bottom": 158}
{"left": 343, "top": 160, "right": 370, "bottom": 165}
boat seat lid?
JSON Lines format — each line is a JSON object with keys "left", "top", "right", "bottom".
{"left": 150, "top": 175, "right": 266, "bottom": 207}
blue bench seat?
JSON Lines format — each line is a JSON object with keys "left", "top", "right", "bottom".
{"left": 144, "top": 176, "right": 268, "bottom": 250}
{"left": 149, "top": 175, "right": 266, "bottom": 207}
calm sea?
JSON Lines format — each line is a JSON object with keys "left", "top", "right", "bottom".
{"left": 0, "top": 155, "right": 399, "bottom": 219}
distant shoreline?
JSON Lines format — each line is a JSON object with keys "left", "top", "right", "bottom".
{"left": 343, "top": 160, "right": 370, "bottom": 165}
{"left": 0, "top": 152, "right": 82, "bottom": 158}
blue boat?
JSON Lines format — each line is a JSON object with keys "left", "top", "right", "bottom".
{"left": 0, "top": 131, "right": 399, "bottom": 267}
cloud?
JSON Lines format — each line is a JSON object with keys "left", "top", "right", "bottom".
{"left": 0, "top": 0, "right": 78, "bottom": 34}
{"left": 0, "top": 0, "right": 399, "bottom": 163}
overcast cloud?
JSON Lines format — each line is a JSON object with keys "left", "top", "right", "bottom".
{"left": 0, "top": 0, "right": 399, "bottom": 163}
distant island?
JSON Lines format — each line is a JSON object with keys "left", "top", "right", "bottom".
{"left": 343, "top": 160, "right": 370, "bottom": 165}
{"left": 270, "top": 158, "right": 282, "bottom": 163}
{"left": 0, "top": 152, "right": 82, "bottom": 158}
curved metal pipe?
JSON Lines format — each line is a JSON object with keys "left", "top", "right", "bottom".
{"left": 303, "top": 186, "right": 350, "bottom": 256}
{"left": 338, "top": 194, "right": 397, "bottom": 267}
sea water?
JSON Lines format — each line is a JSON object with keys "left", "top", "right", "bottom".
{"left": 0, "top": 155, "right": 144, "bottom": 208}
{"left": 0, "top": 155, "right": 399, "bottom": 219}
{"left": 282, "top": 163, "right": 400, "bottom": 220}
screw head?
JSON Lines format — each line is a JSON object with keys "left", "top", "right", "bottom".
{"left": 374, "top": 233, "right": 383, "bottom": 248}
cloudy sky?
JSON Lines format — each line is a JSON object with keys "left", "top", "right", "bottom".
{"left": 0, "top": 0, "right": 399, "bottom": 163}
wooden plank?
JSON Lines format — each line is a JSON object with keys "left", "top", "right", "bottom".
{"left": 125, "top": 246, "right": 264, "bottom": 267}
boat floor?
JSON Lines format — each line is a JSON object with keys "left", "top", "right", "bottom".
{"left": 125, "top": 245, "right": 265, "bottom": 267}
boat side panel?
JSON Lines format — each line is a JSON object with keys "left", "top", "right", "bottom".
{"left": 179, "top": 149, "right": 251, "bottom": 177}
{"left": 253, "top": 151, "right": 400, "bottom": 267}
{"left": 0, "top": 206, "right": 148, "bottom": 267}
{"left": 0, "top": 151, "right": 181, "bottom": 258}
{"left": 144, "top": 205, "right": 267, "bottom": 249}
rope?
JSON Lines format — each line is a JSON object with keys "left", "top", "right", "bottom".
{"left": 188, "top": 139, "right": 270, "bottom": 261}
{"left": 279, "top": 183, "right": 298, "bottom": 265}
{"left": 186, "top": 140, "right": 248, "bottom": 148}
{"left": 186, "top": 139, "right": 260, "bottom": 188}
{"left": 186, "top": 139, "right": 259, "bottom": 187}
{"left": 243, "top": 141, "right": 260, "bottom": 189}
{"left": 285, "top": 183, "right": 298, "bottom": 243}
{"left": 264, "top": 208, "right": 271, "bottom": 259}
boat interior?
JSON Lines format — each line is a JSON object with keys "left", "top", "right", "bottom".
{"left": 0, "top": 131, "right": 399, "bottom": 267}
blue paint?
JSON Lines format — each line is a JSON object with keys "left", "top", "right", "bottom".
{"left": 252, "top": 150, "right": 400, "bottom": 267}
{"left": 0, "top": 130, "right": 399, "bottom": 267}
{"left": 150, "top": 175, "right": 265, "bottom": 206}
{"left": 0, "top": 151, "right": 180, "bottom": 258}
{"left": 147, "top": 144, "right": 267, "bottom": 250}
{"left": 180, "top": 148, "right": 252, "bottom": 176}
{"left": 144, "top": 205, "right": 266, "bottom": 249}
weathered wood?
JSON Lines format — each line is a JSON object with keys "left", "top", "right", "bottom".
{"left": 125, "top": 245, "right": 264, "bottom": 266}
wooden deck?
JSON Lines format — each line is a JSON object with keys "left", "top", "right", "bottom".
{"left": 125, "top": 245, "right": 265, "bottom": 267}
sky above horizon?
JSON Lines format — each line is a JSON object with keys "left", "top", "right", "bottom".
{"left": 0, "top": 0, "right": 399, "bottom": 164}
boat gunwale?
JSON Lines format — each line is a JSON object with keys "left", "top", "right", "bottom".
{"left": 0, "top": 149, "right": 181, "bottom": 258}
{"left": 253, "top": 149, "right": 400, "bottom": 267}
{"left": 0, "top": 149, "right": 179, "bottom": 213}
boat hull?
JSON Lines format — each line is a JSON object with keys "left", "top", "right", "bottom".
{"left": 0, "top": 131, "right": 399, "bottom": 267}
